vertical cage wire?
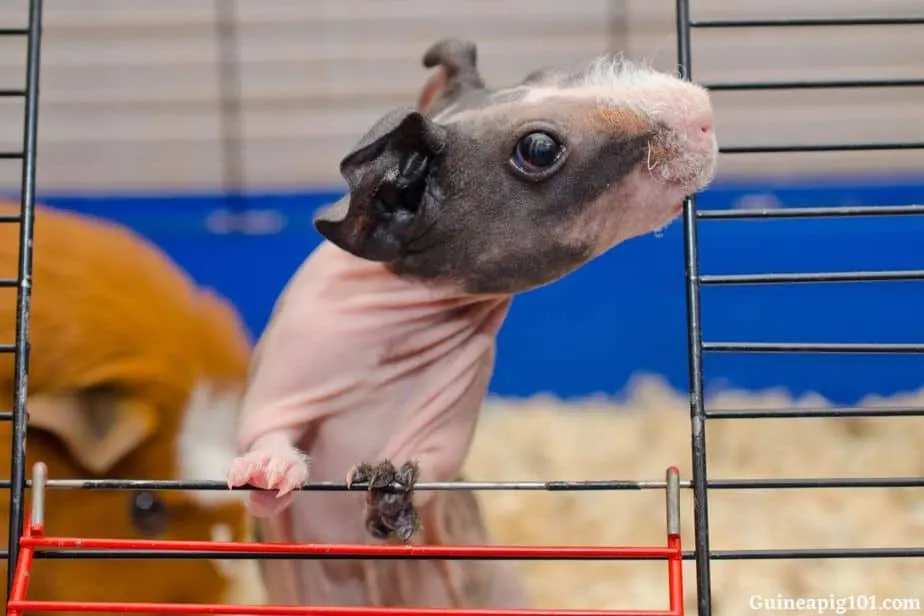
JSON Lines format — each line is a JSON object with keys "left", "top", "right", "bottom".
{"left": 674, "top": 1, "right": 712, "bottom": 615}
{"left": 214, "top": 0, "right": 246, "bottom": 220}
{"left": 606, "top": 0, "right": 630, "bottom": 54}
{"left": 5, "top": 0, "right": 44, "bottom": 598}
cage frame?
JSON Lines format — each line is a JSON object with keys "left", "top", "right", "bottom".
{"left": 3, "top": 1, "right": 924, "bottom": 615}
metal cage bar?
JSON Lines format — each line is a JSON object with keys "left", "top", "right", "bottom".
{"left": 5, "top": 0, "right": 44, "bottom": 598}
{"left": 213, "top": 0, "right": 246, "bottom": 218}
{"left": 674, "top": 3, "right": 712, "bottom": 616}
{"left": 689, "top": 17, "right": 924, "bottom": 28}
{"left": 698, "top": 204, "right": 924, "bottom": 219}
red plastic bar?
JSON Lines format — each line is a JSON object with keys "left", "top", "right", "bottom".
{"left": 667, "top": 534, "right": 683, "bottom": 614}
{"left": 6, "top": 533, "right": 683, "bottom": 616}
{"left": 7, "top": 603, "right": 676, "bottom": 616}
{"left": 6, "top": 522, "right": 36, "bottom": 616}
{"left": 20, "top": 537, "right": 677, "bottom": 560}
{"left": 7, "top": 528, "right": 683, "bottom": 616}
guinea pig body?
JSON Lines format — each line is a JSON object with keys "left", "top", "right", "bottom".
{"left": 227, "top": 37, "right": 718, "bottom": 610}
{"left": 231, "top": 241, "right": 527, "bottom": 608}
{"left": 0, "top": 201, "right": 263, "bottom": 613}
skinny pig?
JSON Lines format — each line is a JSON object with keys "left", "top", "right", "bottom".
{"left": 227, "top": 38, "right": 718, "bottom": 607}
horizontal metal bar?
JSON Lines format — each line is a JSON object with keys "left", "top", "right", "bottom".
{"left": 26, "top": 537, "right": 677, "bottom": 561}
{"left": 0, "top": 152, "right": 24, "bottom": 160}
{"left": 700, "top": 270, "right": 924, "bottom": 285}
{"left": 705, "top": 78, "right": 924, "bottom": 91}
{"left": 0, "top": 344, "right": 14, "bottom": 353}
{"left": 690, "top": 17, "right": 924, "bottom": 28}
{"left": 15, "top": 475, "right": 924, "bottom": 492}
{"left": 707, "top": 406, "right": 924, "bottom": 419}
{"left": 10, "top": 476, "right": 921, "bottom": 493}
{"left": 0, "top": 28, "right": 29, "bottom": 36}
{"left": 0, "top": 413, "right": 12, "bottom": 421}
{"left": 703, "top": 342, "right": 924, "bottom": 353}
{"left": 722, "top": 142, "right": 924, "bottom": 154}
{"left": 0, "top": 214, "right": 20, "bottom": 223}
{"left": 0, "top": 478, "right": 684, "bottom": 492}
{"left": 0, "top": 89, "right": 26, "bottom": 97}
{"left": 708, "top": 477, "right": 924, "bottom": 489}
{"left": 5, "top": 476, "right": 918, "bottom": 492}
{"left": 0, "top": 278, "right": 19, "bottom": 288}
{"left": 32, "top": 550, "right": 673, "bottom": 562}
{"left": 702, "top": 547, "right": 924, "bottom": 560}
{"left": 9, "top": 602, "right": 657, "bottom": 616}
{"left": 25, "top": 545, "right": 924, "bottom": 562}
{"left": 11, "top": 545, "right": 924, "bottom": 563}
{"left": 697, "top": 204, "right": 924, "bottom": 219}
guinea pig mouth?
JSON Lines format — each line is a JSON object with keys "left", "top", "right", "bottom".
{"left": 645, "top": 132, "right": 716, "bottom": 193}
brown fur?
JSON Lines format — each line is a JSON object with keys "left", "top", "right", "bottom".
{"left": 590, "top": 106, "right": 649, "bottom": 133}
{"left": 0, "top": 201, "right": 254, "bottom": 613}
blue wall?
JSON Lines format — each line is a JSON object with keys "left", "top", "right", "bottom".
{"left": 29, "top": 175, "right": 924, "bottom": 406}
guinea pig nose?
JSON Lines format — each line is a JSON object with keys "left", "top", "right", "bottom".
{"left": 700, "top": 123, "right": 712, "bottom": 133}
{"left": 130, "top": 490, "right": 170, "bottom": 537}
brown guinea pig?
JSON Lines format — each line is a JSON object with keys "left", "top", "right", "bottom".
{"left": 0, "top": 201, "right": 265, "bottom": 613}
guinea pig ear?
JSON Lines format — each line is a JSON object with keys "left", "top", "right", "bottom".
{"left": 314, "top": 110, "right": 447, "bottom": 262}
{"left": 418, "top": 38, "right": 485, "bottom": 112}
{"left": 27, "top": 390, "right": 158, "bottom": 475}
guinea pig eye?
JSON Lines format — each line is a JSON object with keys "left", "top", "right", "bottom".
{"left": 509, "top": 131, "right": 566, "bottom": 179}
{"left": 130, "top": 491, "right": 169, "bottom": 537}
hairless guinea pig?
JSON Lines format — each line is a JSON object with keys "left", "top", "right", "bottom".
{"left": 227, "top": 38, "right": 718, "bottom": 608}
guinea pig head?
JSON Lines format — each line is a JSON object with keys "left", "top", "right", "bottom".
{"left": 9, "top": 293, "right": 262, "bottom": 613}
{"left": 315, "top": 38, "right": 718, "bottom": 294}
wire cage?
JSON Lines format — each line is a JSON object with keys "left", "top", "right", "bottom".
{"left": 4, "top": 1, "right": 924, "bottom": 615}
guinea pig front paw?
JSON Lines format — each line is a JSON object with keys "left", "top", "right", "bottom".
{"left": 227, "top": 447, "right": 311, "bottom": 517}
{"left": 346, "top": 460, "right": 421, "bottom": 543}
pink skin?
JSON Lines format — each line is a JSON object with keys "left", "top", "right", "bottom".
{"left": 225, "top": 48, "right": 718, "bottom": 608}
{"left": 228, "top": 245, "right": 521, "bottom": 607}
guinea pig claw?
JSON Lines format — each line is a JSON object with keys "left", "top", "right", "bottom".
{"left": 346, "top": 462, "right": 379, "bottom": 490}
{"left": 370, "top": 461, "right": 398, "bottom": 490}
{"left": 345, "top": 465, "right": 361, "bottom": 489}
{"left": 226, "top": 458, "right": 254, "bottom": 488}
{"left": 395, "top": 460, "right": 420, "bottom": 487}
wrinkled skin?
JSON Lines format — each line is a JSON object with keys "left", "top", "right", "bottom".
{"left": 227, "top": 37, "right": 718, "bottom": 608}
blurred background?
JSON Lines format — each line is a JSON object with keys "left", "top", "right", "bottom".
{"left": 0, "top": 0, "right": 922, "bottom": 405}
